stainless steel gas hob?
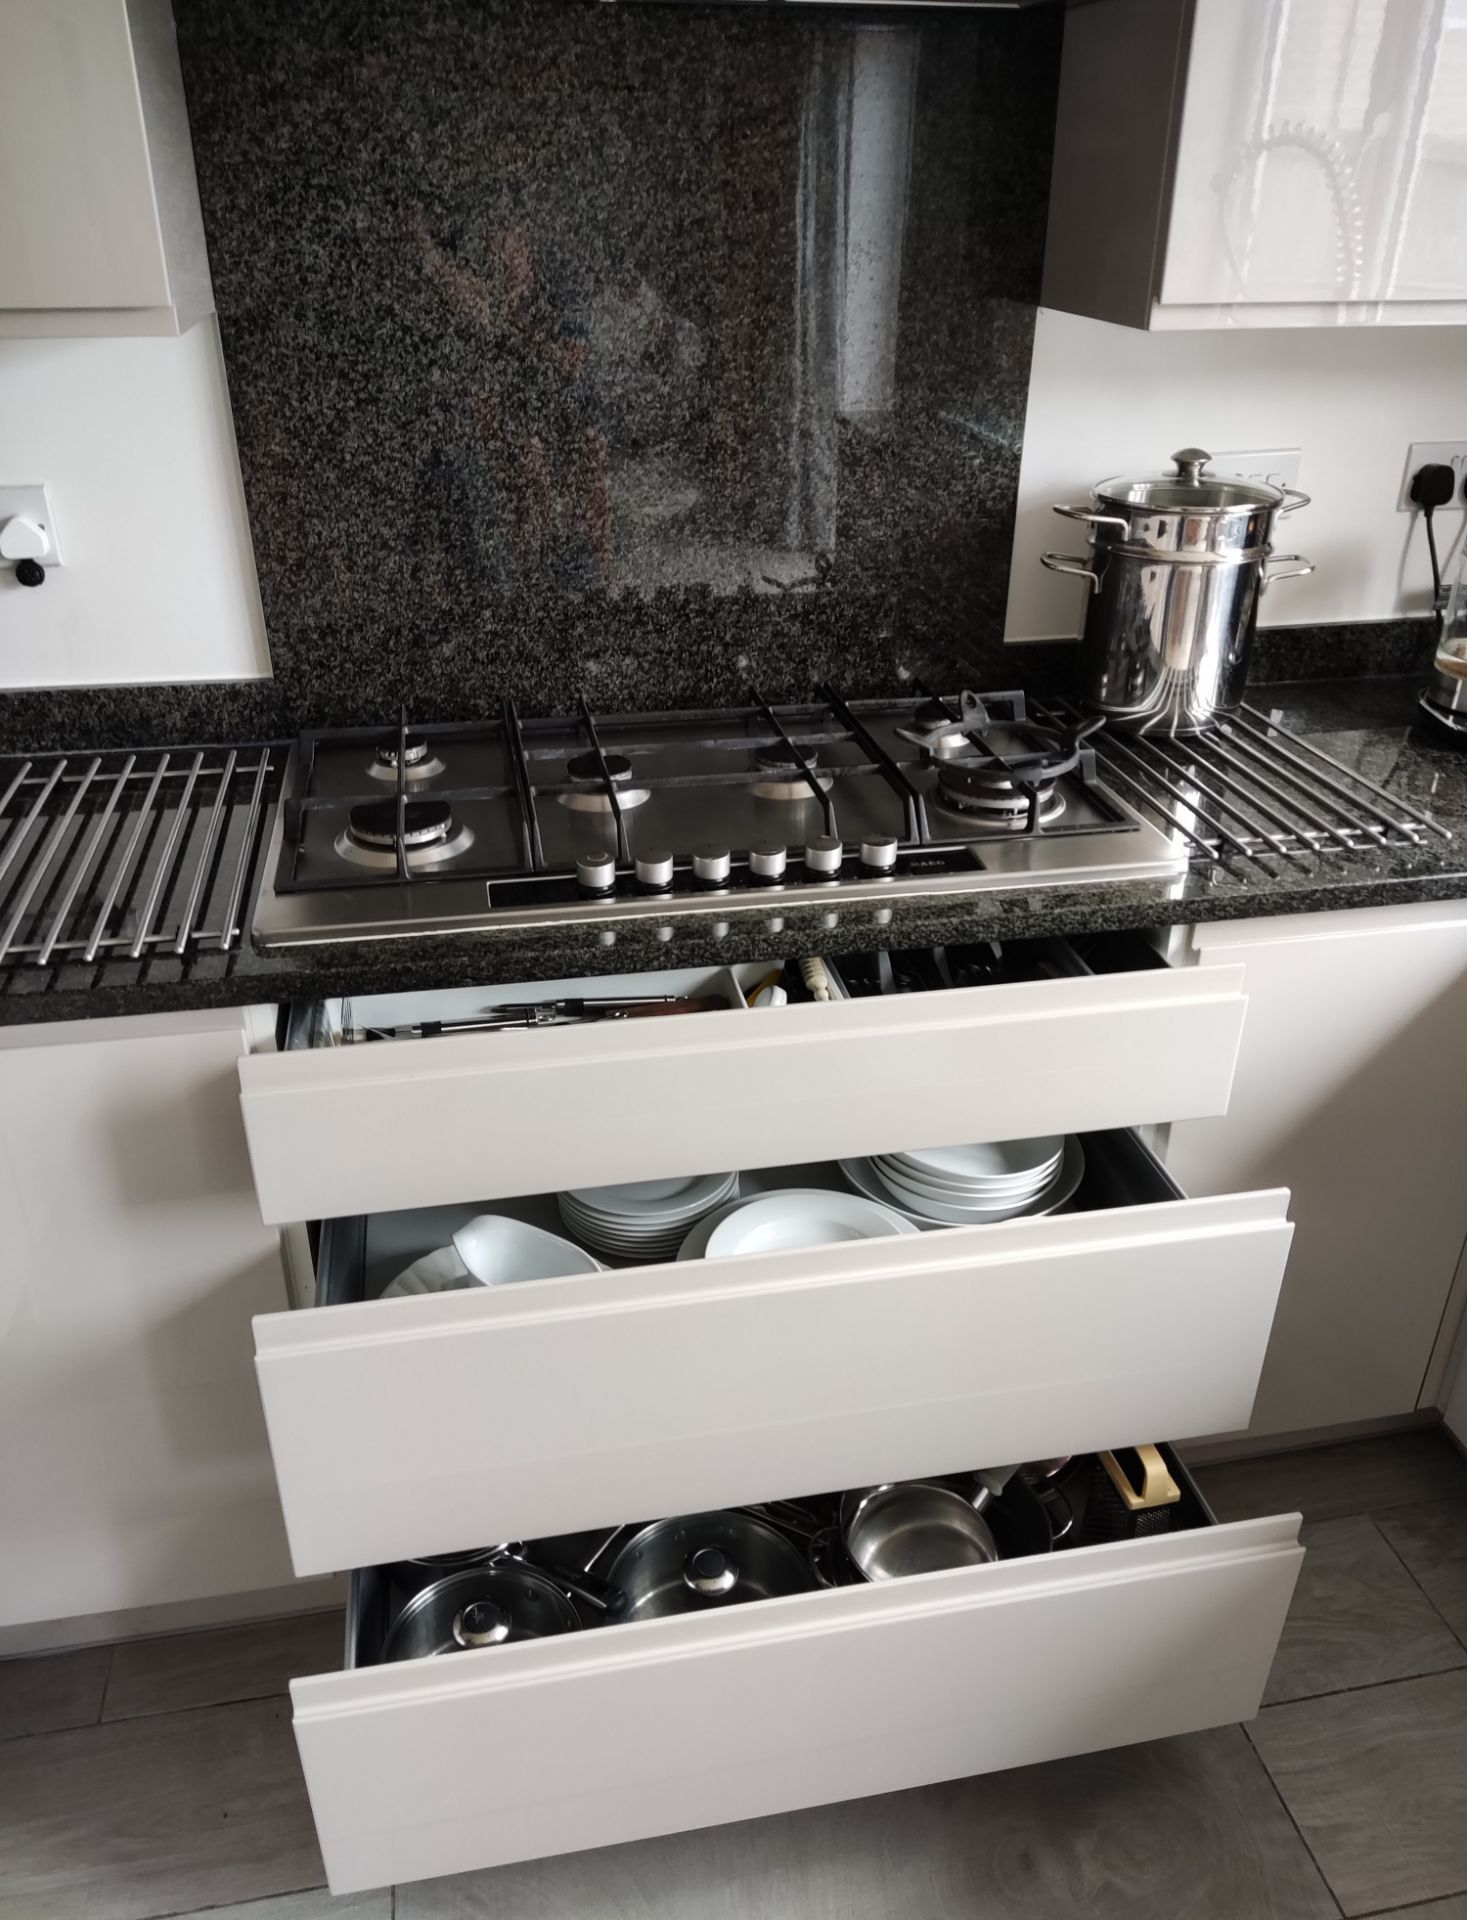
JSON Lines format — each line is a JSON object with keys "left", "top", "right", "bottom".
{"left": 249, "top": 689, "right": 1190, "bottom": 948}
{"left": 246, "top": 685, "right": 1449, "bottom": 951}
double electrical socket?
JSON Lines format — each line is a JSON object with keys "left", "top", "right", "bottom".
{"left": 1398, "top": 442, "right": 1467, "bottom": 512}
{"left": 1212, "top": 447, "right": 1303, "bottom": 492}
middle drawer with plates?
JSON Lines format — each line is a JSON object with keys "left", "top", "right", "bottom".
{"left": 254, "top": 1124, "right": 1292, "bottom": 1579}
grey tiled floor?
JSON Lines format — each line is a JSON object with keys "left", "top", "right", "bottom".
{"left": 1, "top": 1431, "right": 1465, "bottom": 1920}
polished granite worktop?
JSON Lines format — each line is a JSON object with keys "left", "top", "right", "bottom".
{"left": 3, "top": 675, "right": 1466, "bottom": 1028}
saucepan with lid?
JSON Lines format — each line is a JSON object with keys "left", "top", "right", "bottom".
{"left": 1042, "top": 447, "right": 1313, "bottom": 734}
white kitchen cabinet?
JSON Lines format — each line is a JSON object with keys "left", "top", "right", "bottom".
{"left": 0, "top": 0, "right": 213, "bottom": 337}
{"left": 1166, "top": 901, "right": 1467, "bottom": 1438}
{"left": 1044, "top": 0, "right": 1467, "bottom": 330}
{"left": 0, "top": 1007, "right": 299, "bottom": 1640}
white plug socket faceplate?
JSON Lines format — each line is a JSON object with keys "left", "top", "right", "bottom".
{"left": 1212, "top": 448, "right": 1303, "bottom": 492}
{"left": 1399, "top": 443, "right": 1467, "bottom": 512}
{"left": 0, "top": 485, "right": 62, "bottom": 567}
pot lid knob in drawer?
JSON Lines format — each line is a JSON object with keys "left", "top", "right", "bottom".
{"left": 576, "top": 850, "right": 617, "bottom": 894}
{"left": 693, "top": 846, "right": 731, "bottom": 886}
{"left": 452, "top": 1600, "right": 514, "bottom": 1648}
{"left": 683, "top": 1546, "right": 740, "bottom": 1596}
{"left": 805, "top": 834, "right": 843, "bottom": 876}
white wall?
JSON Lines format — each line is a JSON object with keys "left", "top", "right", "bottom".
{"left": 0, "top": 317, "right": 270, "bottom": 686}
{"left": 1006, "top": 307, "right": 1467, "bottom": 642}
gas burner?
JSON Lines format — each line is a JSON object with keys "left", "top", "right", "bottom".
{"left": 367, "top": 732, "right": 446, "bottom": 783}
{"left": 936, "top": 770, "right": 1068, "bottom": 826}
{"left": 557, "top": 751, "right": 651, "bottom": 813}
{"left": 753, "top": 739, "right": 834, "bottom": 801}
{"left": 336, "top": 797, "right": 476, "bottom": 870}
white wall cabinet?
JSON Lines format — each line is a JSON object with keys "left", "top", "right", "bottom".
{"left": 0, "top": 1008, "right": 301, "bottom": 1644}
{"left": 1044, "top": 0, "right": 1467, "bottom": 330}
{"left": 0, "top": 0, "right": 213, "bottom": 337}
{"left": 1166, "top": 901, "right": 1467, "bottom": 1438}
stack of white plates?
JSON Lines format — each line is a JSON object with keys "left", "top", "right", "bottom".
{"left": 558, "top": 1171, "right": 739, "bottom": 1261}
{"left": 677, "top": 1188, "right": 920, "bottom": 1261}
{"left": 841, "top": 1135, "right": 1085, "bottom": 1227}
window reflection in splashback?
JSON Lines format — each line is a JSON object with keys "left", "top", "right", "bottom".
{"left": 174, "top": 0, "right": 1061, "bottom": 724}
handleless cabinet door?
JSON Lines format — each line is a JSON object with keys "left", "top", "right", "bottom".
{"left": 238, "top": 958, "right": 1248, "bottom": 1225}
{"left": 293, "top": 1513, "right": 1304, "bottom": 1894}
{"left": 254, "top": 1138, "right": 1292, "bottom": 1578}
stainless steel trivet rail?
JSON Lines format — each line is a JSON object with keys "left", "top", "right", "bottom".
{"left": 0, "top": 744, "right": 283, "bottom": 969}
{"left": 1030, "top": 698, "right": 1450, "bottom": 871}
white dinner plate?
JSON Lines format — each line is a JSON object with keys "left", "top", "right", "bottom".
{"left": 703, "top": 1189, "right": 918, "bottom": 1259}
{"left": 562, "top": 1172, "right": 737, "bottom": 1220}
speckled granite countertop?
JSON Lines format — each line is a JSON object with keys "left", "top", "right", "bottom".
{"left": 3, "top": 674, "right": 1466, "bottom": 1029}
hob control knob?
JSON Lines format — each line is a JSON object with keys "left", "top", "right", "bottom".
{"left": 576, "top": 850, "right": 617, "bottom": 894}
{"left": 860, "top": 835, "right": 899, "bottom": 874}
{"left": 804, "top": 834, "right": 843, "bottom": 877}
{"left": 749, "top": 841, "right": 787, "bottom": 881}
{"left": 635, "top": 849, "right": 675, "bottom": 890}
{"left": 693, "top": 845, "right": 731, "bottom": 886}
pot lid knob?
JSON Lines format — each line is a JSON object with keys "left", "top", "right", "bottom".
{"left": 1171, "top": 447, "right": 1212, "bottom": 484}
{"left": 684, "top": 1545, "right": 739, "bottom": 1596}
{"left": 453, "top": 1600, "right": 513, "bottom": 1647}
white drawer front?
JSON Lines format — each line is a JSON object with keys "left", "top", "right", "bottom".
{"left": 238, "top": 960, "right": 1247, "bottom": 1225}
{"left": 255, "top": 1143, "right": 1291, "bottom": 1577}
{"left": 294, "top": 1513, "right": 1303, "bottom": 1895}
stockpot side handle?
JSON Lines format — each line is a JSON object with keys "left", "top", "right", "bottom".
{"left": 1279, "top": 488, "right": 1311, "bottom": 515}
{"left": 1261, "top": 553, "right": 1315, "bottom": 588}
{"left": 1040, "top": 551, "right": 1102, "bottom": 594}
{"left": 1051, "top": 504, "right": 1131, "bottom": 533}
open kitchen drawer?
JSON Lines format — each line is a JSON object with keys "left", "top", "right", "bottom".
{"left": 236, "top": 935, "right": 1248, "bottom": 1225}
{"left": 254, "top": 1129, "right": 1293, "bottom": 1577}
{"left": 290, "top": 1455, "right": 1303, "bottom": 1895}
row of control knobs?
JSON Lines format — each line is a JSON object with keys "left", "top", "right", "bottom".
{"left": 575, "top": 836, "right": 898, "bottom": 894}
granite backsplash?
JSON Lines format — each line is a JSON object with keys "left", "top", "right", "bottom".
{"left": 162, "top": 0, "right": 1062, "bottom": 726}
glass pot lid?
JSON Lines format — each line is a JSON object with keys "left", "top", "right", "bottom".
{"left": 1094, "top": 448, "right": 1286, "bottom": 514}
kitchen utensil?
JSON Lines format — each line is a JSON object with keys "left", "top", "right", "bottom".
{"left": 356, "top": 996, "right": 730, "bottom": 1039}
{"left": 702, "top": 1189, "right": 916, "bottom": 1258}
{"left": 603, "top": 1511, "right": 815, "bottom": 1620}
{"left": 840, "top": 1482, "right": 1000, "bottom": 1582}
{"left": 982, "top": 1475, "right": 1054, "bottom": 1560}
{"left": 1081, "top": 1445, "right": 1182, "bottom": 1543}
{"left": 450, "top": 1214, "right": 603, "bottom": 1286}
{"left": 381, "top": 1562, "right": 582, "bottom": 1659}
{"left": 1020, "top": 1455, "right": 1090, "bottom": 1546}
{"left": 1043, "top": 447, "right": 1313, "bottom": 733}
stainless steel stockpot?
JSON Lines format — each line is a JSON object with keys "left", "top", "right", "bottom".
{"left": 381, "top": 1563, "right": 582, "bottom": 1660}
{"left": 1042, "top": 448, "right": 1313, "bottom": 734}
{"left": 604, "top": 1511, "right": 815, "bottom": 1620}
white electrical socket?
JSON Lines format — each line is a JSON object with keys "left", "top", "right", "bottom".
{"left": 1398, "top": 442, "right": 1467, "bottom": 512}
{"left": 0, "top": 484, "right": 62, "bottom": 567}
{"left": 1212, "top": 448, "right": 1303, "bottom": 491}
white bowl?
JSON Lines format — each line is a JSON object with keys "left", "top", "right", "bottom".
{"left": 892, "top": 1137, "right": 1064, "bottom": 1184}
{"left": 380, "top": 1245, "right": 472, "bottom": 1299}
{"left": 842, "top": 1138, "right": 1086, "bottom": 1227}
{"left": 451, "top": 1214, "right": 604, "bottom": 1286}
{"left": 703, "top": 1189, "right": 917, "bottom": 1259}
{"left": 872, "top": 1153, "right": 1058, "bottom": 1200}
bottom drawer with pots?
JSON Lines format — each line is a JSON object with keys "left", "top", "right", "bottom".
{"left": 255, "top": 1129, "right": 1294, "bottom": 1578}
{"left": 290, "top": 1447, "right": 1304, "bottom": 1895}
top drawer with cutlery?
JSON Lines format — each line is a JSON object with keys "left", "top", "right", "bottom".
{"left": 238, "top": 935, "right": 1247, "bottom": 1226}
